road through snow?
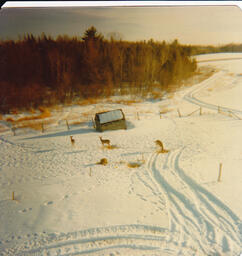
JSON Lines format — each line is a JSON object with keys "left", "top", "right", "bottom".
{"left": 184, "top": 70, "right": 242, "bottom": 116}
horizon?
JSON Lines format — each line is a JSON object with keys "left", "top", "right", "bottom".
{"left": 0, "top": 6, "right": 242, "bottom": 45}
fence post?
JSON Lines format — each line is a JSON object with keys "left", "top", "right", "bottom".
{"left": 200, "top": 107, "right": 202, "bottom": 116}
{"left": 89, "top": 167, "right": 92, "bottom": 177}
{"left": 41, "top": 122, "right": 44, "bottom": 133}
{"left": 218, "top": 106, "right": 220, "bottom": 114}
{"left": 177, "top": 109, "right": 181, "bottom": 118}
{"left": 92, "top": 118, "right": 96, "bottom": 129}
{"left": 217, "top": 163, "right": 222, "bottom": 182}
{"left": 137, "top": 112, "right": 140, "bottom": 120}
{"left": 12, "top": 191, "right": 15, "bottom": 200}
{"left": 11, "top": 126, "right": 16, "bottom": 136}
{"left": 66, "top": 119, "right": 70, "bottom": 130}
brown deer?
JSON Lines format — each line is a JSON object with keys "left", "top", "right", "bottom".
{"left": 99, "top": 136, "right": 110, "bottom": 147}
{"left": 155, "top": 140, "right": 164, "bottom": 151}
{"left": 70, "top": 136, "right": 75, "bottom": 147}
{"left": 155, "top": 140, "right": 169, "bottom": 153}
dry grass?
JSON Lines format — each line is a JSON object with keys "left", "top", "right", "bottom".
{"left": 82, "top": 111, "right": 93, "bottom": 118}
{"left": 6, "top": 117, "right": 15, "bottom": 123}
{"left": 159, "top": 107, "right": 172, "bottom": 115}
{"left": 29, "top": 108, "right": 36, "bottom": 114}
{"left": 127, "top": 160, "right": 145, "bottom": 168}
{"left": 70, "top": 120, "right": 82, "bottom": 125}
{"left": 106, "top": 145, "right": 119, "bottom": 150}
{"left": 17, "top": 118, "right": 54, "bottom": 131}
{"left": 167, "top": 93, "right": 175, "bottom": 99}
{"left": 185, "top": 67, "right": 215, "bottom": 87}
{"left": 127, "top": 162, "right": 142, "bottom": 168}
{"left": 78, "top": 98, "right": 99, "bottom": 106}
{"left": 10, "top": 109, "right": 19, "bottom": 115}
{"left": 18, "top": 121, "right": 43, "bottom": 131}
{"left": 15, "top": 108, "right": 51, "bottom": 123}
{"left": 107, "top": 98, "right": 142, "bottom": 105}
{"left": 13, "top": 107, "right": 53, "bottom": 131}
{"left": 151, "top": 91, "right": 163, "bottom": 100}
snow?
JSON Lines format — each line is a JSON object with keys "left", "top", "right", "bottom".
{"left": 0, "top": 53, "right": 242, "bottom": 255}
{"left": 97, "top": 109, "right": 124, "bottom": 124}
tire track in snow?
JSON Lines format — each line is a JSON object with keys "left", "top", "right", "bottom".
{"left": 171, "top": 149, "right": 242, "bottom": 252}
{"left": 147, "top": 153, "right": 209, "bottom": 254}
{"left": 146, "top": 149, "right": 242, "bottom": 255}
{"left": 14, "top": 225, "right": 177, "bottom": 256}
{"left": 183, "top": 70, "right": 242, "bottom": 116}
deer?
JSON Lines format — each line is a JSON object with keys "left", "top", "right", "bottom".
{"left": 70, "top": 136, "right": 75, "bottom": 147}
{"left": 155, "top": 140, "right": 170, "bottom": 153}
{"left": 99, "top": 136, "right": 110, "bottom": 147}
{"left": 155, "top": 140, "right": 164, "bottom": 151}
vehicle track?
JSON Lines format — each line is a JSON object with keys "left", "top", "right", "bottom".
{"left": 145, "top": 149, "right": 242, "bottom": 255}
{"left": 183, "top": 70, "right": 242, "bottom": 116}
{"left": 12, "top": 224, "right": 181, "bottom": 256}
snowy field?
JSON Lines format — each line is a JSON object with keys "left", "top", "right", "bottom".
{"left": 0, "top": 53, "right": 242, "bottom": 255}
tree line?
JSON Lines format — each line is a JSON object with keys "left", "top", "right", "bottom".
{"left": 0, "top": 27, "right": 197, "bottom": 113}
{"left": 190, "top": 43, "right": 242, "bottom": 56}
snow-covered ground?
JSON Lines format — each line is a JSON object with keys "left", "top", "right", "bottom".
{"left": 0, "top": 53, "right": 242, "bottom": 256}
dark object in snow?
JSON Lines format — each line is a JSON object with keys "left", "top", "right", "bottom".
{"left": 99, "top": 136, "right": 110, "bottom": 147}
{"left": 70, "top": 136, "right": 75, "bottom": 146}
{"left": 94, "top": 109, "right": 127, "bottom": 132}
{"left": 155, "top": 140, "right": 169, "bottom": 153}
{"left": 97, "top": 158, "right": 108, "bottom": 166}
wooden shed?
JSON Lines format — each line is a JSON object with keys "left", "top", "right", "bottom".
{"left": 94, "top": 109, "right": 127, "bottom": 132}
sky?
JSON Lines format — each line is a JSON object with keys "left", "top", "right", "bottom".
{"left": 0, "top": 5, "right": 242, "bottom": 45}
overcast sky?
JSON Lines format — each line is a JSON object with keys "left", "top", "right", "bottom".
{"left": 0, "top": 5, "right": 242, "bottom": 45}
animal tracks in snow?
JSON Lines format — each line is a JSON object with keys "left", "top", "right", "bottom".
{"left": 18, "top": 208, "right": 32, "bottom": 213}
{"left": 44, "top": 201, "right": 54, "bottom": 206}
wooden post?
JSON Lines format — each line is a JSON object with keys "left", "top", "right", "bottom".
{"left": 160, "top": 112, "right": 162, "bottom": 119}
{"left": 92, "top": 118, "right": 96, "bottom": 129}
{"left": 66, "top": 120, "right": 70, "bottom": 130}
{"left": 218, "top": 163, "right": 222, "bottom": 182}
{"left": 12, "top": 191, "right": 15, "bottom": 200}
{"left": 89, "top": 167, "right": 92, "bottom": 177}
{"left": 200, "top": 107, "right": 202, "bottom": 116}
{"left": 11, "top": 126, "right": 16, "bottom": 136}
{"left": 41, "top": 122, "right": 44, "bottom": 133}
{"left": 218, "top": 106, "right": 220, "bottom": 114}
{"left": 137, "top": 112, "right": 140, "bottom": 120}
{"left": 177, "top": 109, "right": 181, "bottom": 118}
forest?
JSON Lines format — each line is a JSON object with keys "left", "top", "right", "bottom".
{"left": 0, "top": 27, "right": 199, "bottom": 113}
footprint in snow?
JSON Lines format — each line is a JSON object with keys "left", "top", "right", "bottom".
{"left": 44, "top": 201, "right": 54, "bottom": 206}
{"left": 18, "top": 208, "right": 32, "bottom": 213}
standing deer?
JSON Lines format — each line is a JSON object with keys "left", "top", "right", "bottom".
{"left": 70, "top": 136, "right": 75, "bottom": 147}
{"left": 99, "top": 136, "right": 110, "bottom": 147}
{"left": 155, "top": 140, "right": 169, "bottom": 153}
{"left": 155, "top": 140, "right": 164, "bottom": 151}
